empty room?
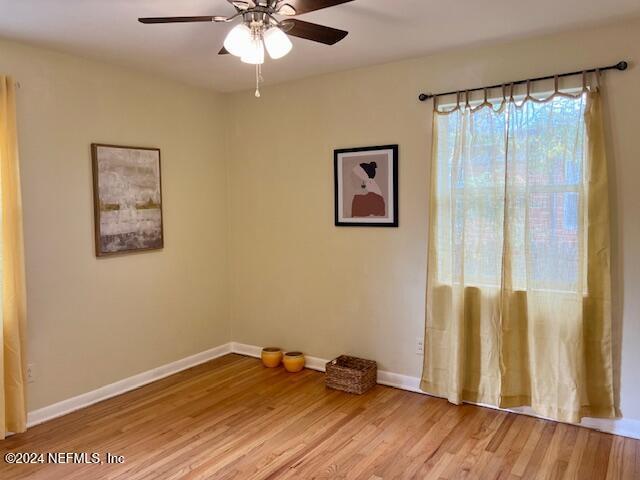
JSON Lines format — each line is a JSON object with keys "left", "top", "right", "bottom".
{"left": 1, "top": 0, "right": 639, "bottom": 478}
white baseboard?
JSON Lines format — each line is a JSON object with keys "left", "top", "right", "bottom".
{"left": 229, "top": 342, "right": 261, "bottom": 359}
{"left": 579, "top": 417, "right": 640, "bottom": 440}
{"left": 26, "top": 341, "right": 640, "bottom": 441}
{"left": 27, "top": 343, "right": 233, "bottom": 428}
{"left": 377, "top": 370, "right": 422, "bottom": 392}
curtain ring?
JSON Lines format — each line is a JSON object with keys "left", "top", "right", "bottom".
{"left": 582, "top": 71, "right": 587, "bottom": 92}
{"left": 595, "top": 68, "right": 602, "bottom": 89}
{"left": 455, "top": 91, "right": 461, "bottom": 111}
{"left": 526, "top": 79, "right": 531, "bottom": 98}
{"left": 509, "top": 83, "right": 515, "bottom": 102}
{"left": 465, "top": 90, "right": 470, "bottom": 109}
{"left": 483, "top": 87, "right": 488, "bottom": 104}
{"left": 554, "top": 75, "right": 559, "bottom": 94}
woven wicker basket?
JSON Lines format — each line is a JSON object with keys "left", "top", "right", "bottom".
{"left": 325, "top": 355, "right": 377, "bottom": 395}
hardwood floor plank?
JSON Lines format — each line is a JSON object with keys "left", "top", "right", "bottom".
{"left": 534, "top": 423, "right": 567, "bottom": 480}
{"left": 563, "top": 427, "right": 590, "bottom": 480}
{"left": 438, "top": 410, "right": 503, "bottom": 479}
{"left": 521, "top": 421, "right": 557, "bottom": 479}
{"left": 592, "top": 435, "right": 614, "bottom": 479}
{"left": 486, "top": 413, "right": 517, "bottom": 453}
{"left": 605, "top": 436, "right": 625, "bottom": 480}
{"left": 546, "top": 424, "right": 579, "bottom": 480}
{"left": 578, "top": 431, "right": 605, "bottom": 479}
{"left": 495, "top": 416, "right": 537, "bottom": 480}
{"left": 510, "top": 419, "right": 547, "bottom": 476}
{"left": 0, "top": 354, "right": 636, "bottom": 480}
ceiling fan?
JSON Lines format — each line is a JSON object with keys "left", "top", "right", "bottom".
{"left": 139, "top": 0, "right": 354, "bottom": 97}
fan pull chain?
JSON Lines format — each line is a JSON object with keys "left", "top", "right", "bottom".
{"left": 255, "top": 64, "right": 264, "bottom": 98}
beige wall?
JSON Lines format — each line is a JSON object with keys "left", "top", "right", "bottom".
{"left": 226, "top": 18, "right": 640, "bottom": 421}
{"left": 0, "top": 39, "right": 231, "bottom": 410}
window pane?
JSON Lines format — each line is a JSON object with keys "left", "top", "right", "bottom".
{"left": 434, "top": 94, "right": 586, "bottom": 292}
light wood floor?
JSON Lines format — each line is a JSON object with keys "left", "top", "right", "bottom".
{"left": 1, "top": 354, "right": 638, "bottom": 479}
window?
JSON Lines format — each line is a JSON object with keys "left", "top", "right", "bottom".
{"left": 434, "top": 93, "right": 587, "bottom": 292}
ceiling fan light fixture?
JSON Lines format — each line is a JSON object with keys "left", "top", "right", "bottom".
{"left": 277, "top": 3, "right": 297, "bottom": 16}
{"left": 231, "top": 1, "right": 251, "bottom": 10}
{"left": 263, "top": 27, "right": 293, "bottom": 59}
{"left": 223, "top": 24, "right": 252, "bottom": 57}
{"left": 241, "top": 37, "right": 265, "bottom": 65}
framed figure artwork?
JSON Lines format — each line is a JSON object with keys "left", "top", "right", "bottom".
{"left": 334, "top": 145, "right": 398, "bottom": 227}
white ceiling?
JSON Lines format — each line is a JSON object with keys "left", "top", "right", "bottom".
{"left": 0, "top": 0, "right": 638, "bottom": 92}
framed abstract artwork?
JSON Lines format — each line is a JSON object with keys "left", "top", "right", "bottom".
{"left": 91, "top": 143, "right": 164, "bottom": 256}
{"left": 334, "top": 145, "right": 398, "bottom": 227}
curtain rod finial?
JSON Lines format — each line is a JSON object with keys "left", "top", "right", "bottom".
{"left": 616, "top": 61, "right": 628, "bottom": 71}
{"left": 418, "top": 93, "right": 432, "bottom": 102}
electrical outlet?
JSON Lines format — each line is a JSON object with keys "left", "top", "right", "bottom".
{"left": 416, "top": 337, "right": 424, "bottom": 355}
{"left": 27, "top": 363, "right": 35, "bottom": 383}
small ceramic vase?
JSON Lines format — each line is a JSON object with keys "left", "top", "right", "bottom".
{"left": 261, "top": 347, "right": 283, "bottom": 368}
{"left": 283, "top": 351, "right": 305, "bottom": 373}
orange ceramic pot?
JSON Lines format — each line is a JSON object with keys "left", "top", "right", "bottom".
{"left": 261, "top": 347, "right": 283, "bottom": 368}
{"left": 283, "top": 352, "right": 305, "bottom": 373}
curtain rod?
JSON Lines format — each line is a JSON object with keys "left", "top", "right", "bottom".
{"left": 417, "top": 60, "right": 629, "bottom": 102}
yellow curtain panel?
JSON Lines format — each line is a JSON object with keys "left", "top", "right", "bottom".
{"left": 421, "top": 82, "right": 618, "bottom": 424}
{"left": 0, "top": 76, "right": 28, "bottom": 439}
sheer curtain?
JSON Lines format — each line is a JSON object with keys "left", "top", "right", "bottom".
{"left": 0, "top": 76, "right": 28, "bottom": 439}
{"left": 421, "top": 76, "right": 618, "bottom": 423}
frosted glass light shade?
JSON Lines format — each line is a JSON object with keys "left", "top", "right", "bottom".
{"left": 223, "top": 24, "right": 252, "bottom": 57}
{"left": 264, "top": 27, "right": 293, "bottom": 59}
{"left": 241, "top": 37, "right": 265, "bottom": 65}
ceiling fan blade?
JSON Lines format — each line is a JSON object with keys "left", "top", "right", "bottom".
{"left": 283, "top": 0, "right": 354, "bottom": 15}
{"left": 283, "top": 19, "right": 348, "bottom": 45}
{"left": 138, "top": 16, "right": 218, "bottom": 24}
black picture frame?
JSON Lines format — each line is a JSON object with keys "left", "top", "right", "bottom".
{"left": 334, "top": 144, "right": 399, "bottom": 227}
